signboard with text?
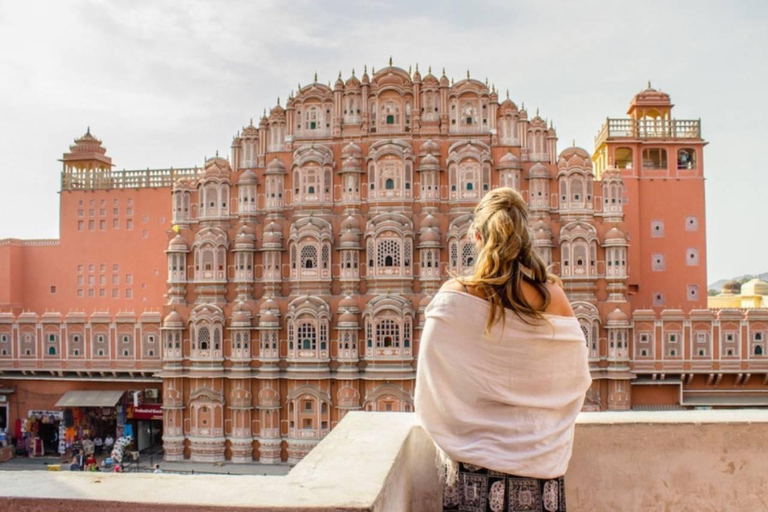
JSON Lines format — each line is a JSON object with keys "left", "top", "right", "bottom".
{"left": 126, "top": 404, "right": 163, "bottom": 421}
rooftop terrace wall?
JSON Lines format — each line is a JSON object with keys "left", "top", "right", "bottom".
{"left": 0, "top": 410, "right": 766, "bottom": 511}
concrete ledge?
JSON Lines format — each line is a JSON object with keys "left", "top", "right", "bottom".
{"left": 0, "top": 412, "right": 439, "bottom": 512}
{"left": 1, "top": 410, "right": 767, "bottom": 511}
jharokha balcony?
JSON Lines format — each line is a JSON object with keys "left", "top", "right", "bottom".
{"left": 1, "top": 409, "right": 766, "bottom": 511}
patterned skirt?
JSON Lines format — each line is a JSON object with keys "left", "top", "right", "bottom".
{"left": 442, "top": 462, "right": 566, "bottom": 512}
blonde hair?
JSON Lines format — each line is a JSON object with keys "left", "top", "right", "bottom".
{"left": 459, "top": 187, "right": 554, "bottom": 335}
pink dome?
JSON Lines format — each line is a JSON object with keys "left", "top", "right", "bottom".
{"left": 605, "top": 227, "right": 626, "bottom": 242}
{"left": 340, "top": 215, "right": 360, "bottom": 232}
{"left": 342, "top": 142, "right": 362, "bottom": 158}
{"left": 341, "top": 230, "right": 359, "bottom": 244}
{"left": 339, "top": 295, "right": 358, "bottom": 310}
{"left": 420, "top": 227, "right": 441, "bottom": 243}
{"left": 238, "top": 169, "right": 257, "bottom": 184}
{"left": 266, "top": 158, "right": 286, "bottom": 174}
{"left": 163, "top": 310, "right": 184, "bottom": 328}
{"left": 528, "top": 163, "right": 550, "bottom": 179}
{"left": 168, "top": 234, "right": 189, "bottom": 252}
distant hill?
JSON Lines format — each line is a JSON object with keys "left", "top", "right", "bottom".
{"left": 709, "top": 272, "right": 768, "bottom": 291}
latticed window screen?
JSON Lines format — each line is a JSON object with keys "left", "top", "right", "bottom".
{"left": 580, "top": 324, "right": 590, "bottom": 348}
{"left": 366, "top": 321, "right": 373, "bottom": 347}
{"left": 461, "top": 243, "right": 476, "bottom": 268}
{"left": 404, "top": 239, "right": 411, "bottom": 267}
{"left": 320, "top": 323, "right": 328, "bottom": 349}
{"left": 376, "top": 318, "right": 400, "bottom": 347}
{"left": 301, "top": 245, "right": 318, "bottom": 269}
{"left": 450, "top": 242, "right": 458, "bottom": 268}
{"left": 377, "top": 239, "right": 401, "bottom": 267}
{"left": 404, "top": 319, "right": 411, "bottom": 347}
{"left": 213, "top": 328, "right": 220, "bottom": 350}
{"left": 297, "top": 322, "right": 317, "bottom": 350}
{"left": 198, "top": 326, "right": 210, "bottom": 350}
{"left": 367, "top": 240, "right": 374, "bottom": 267}
{"left": 321, "top": 245, "right": 330, "bottom": 269}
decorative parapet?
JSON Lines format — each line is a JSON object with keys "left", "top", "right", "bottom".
{"left": 595, "top": 118, "right": 702, "bottom": 146}
{"left": 61, "top": 167, "right": 202, "bottom": 191}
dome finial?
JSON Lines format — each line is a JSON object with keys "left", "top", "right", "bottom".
{"left": 215, "top": 149, "right": 219, "bottom": 157}
{"left": 86, "top": 126, "right": 91, "bottom": 135}
{"left": 467, "top": 69, "right": 470, "bottom": 79}
{"left": 428, "top": 65, "right": 432, "bottom": 74}
{"left": 249, "top": 118, "right": 253, "bottom": 125}
{"left": 506, "top": 89, "right": 509, "bottom": 99}
{"left": 364, "top": 64, "right": 367, "bottom": 74}
{"left": 408, "top": 65, "right": 412, "bottom": 75}
{"left": 338, "top": 71, "right": 342, "bottom": 79}
{"left": 352, "top": 68, "right": 355, "bottom": 76}
{"left": 536, "top": 107, "right": 539, "bottom": 116}
{"left": 314, "top": 71, "right": 318, "bottom": 82}
{"left": 389, "top": 55, "right": 393, "bottom": 66}
{"left": 277, "top": 96, "right": 280, "bottom": 106}
{"left": 485, "top": 76, "right": 488, "bottom": 86}
{"left": 647, "top": 80, "right": 652, "bottom": 89}
{"left": 415, "top": 63, "right": 419, "bottom": 72}
{"left": 572, "top": 139, "right": 576, "bottom": 147}
{"left": 442, "top": 67, "right": 446, "bottom": 76}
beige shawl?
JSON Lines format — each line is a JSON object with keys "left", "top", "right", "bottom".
{"left": 415, "top": 291, "right": 592, "bottom": 484}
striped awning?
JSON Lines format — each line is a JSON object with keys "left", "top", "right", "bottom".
{"left": 55, "top": 390, "right": 124, "bottom": 408}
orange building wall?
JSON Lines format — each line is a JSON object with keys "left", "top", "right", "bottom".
{"left": 9, "top": 189, "right": 171, "bottom": 315}
{"left": 0, "top": 242, "right": 24, "bottom": 310}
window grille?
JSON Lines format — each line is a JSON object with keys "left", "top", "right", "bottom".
{"left": 198, "top": 327, "right": 210, "bottom": 350}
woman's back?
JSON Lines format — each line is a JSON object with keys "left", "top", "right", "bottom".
{"left": 413, "top": 187, "right": 591, "bottom": 511}
{"left": 414, "top": 287, "right": 591, "bottom": 479}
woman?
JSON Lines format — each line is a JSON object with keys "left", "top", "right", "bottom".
{"left": 415, "top": 187, "right": 592, "bottom": 512}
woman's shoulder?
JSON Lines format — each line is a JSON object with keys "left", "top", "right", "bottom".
{"left": 439, "top": 278, "right": 467, "bottom": 293}
{"left": 543, "top": 281, "right": 575, "bottom": 318}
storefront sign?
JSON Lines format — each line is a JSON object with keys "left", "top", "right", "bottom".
{"left": 28, "top": 410, "right": 63, "bottom": 420}
{"left": 126, "top": 404, "right": 163, "bottom": 421}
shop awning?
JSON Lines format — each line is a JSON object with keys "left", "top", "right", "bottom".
{"left": 55, "top": 390, "right": 124, "bottom": 408}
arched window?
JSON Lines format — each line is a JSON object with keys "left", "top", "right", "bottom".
{"left": 198, "top": 327, "right": 210, "bottom": 350}
{"left": 755, "top": 345, "right": 764, "bottom": 356}
{"left": 48, "top": 346, "right": 56, "bottom": 355}
{"left": 301, "top": 245, "right": 318, "bottom": 269}
{"left": 297, "top": 322, "right": 316, "bottom": 350}
{"left": 642, "top": 148, "right": 667, "bottom": 170}
{"left": 677, "top": 149, "right": 696, "bottom": 170}
{"left": 376, "top": 318, "right": 400, "bottom": 348}
{"left": 615, "top": 147, "right": 633, "bottom": 169}
{"left": 385, "top": 178, "right": 394, "bottom": 190}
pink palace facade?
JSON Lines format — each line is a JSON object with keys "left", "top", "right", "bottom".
{"left": 1, "top": 64, "right": 768, "bottom": 464}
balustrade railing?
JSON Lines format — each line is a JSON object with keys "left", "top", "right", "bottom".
{"left": 61, "top": 167, "right": 201, "bottom": 191}
{"left": 596, "top": 118, "right": 701, "bottom": 144}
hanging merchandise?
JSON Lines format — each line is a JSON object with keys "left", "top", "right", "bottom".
{"left": 110, "top": 436, "right": 133, "bottom": 464}
{"left": 63, "top": 409, "right": 73, "bottom": 428}
{"left": 58, "top": 423, "right": 66, "bottom": 456}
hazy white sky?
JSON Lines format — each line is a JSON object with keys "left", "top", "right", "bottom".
{"left": 0, "top": 0, "right": 766, "bottom": 284}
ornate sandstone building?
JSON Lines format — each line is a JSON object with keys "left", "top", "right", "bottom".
{"left": 1, "top": 64, "right": 767, "bottom": 464}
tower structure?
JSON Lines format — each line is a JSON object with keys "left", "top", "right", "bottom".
{"left": 593, "top": 84, "right": 707, "bottom": 312}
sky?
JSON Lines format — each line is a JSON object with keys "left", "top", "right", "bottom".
{"left": 0, "top": 0, "right": 766, "bottom": 285}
